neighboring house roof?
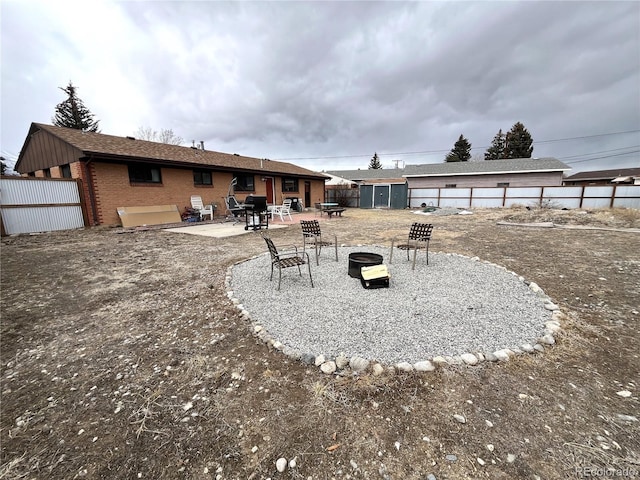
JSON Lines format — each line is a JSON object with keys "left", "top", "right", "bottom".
{"left": 563, "top": 167, "right": 640, "bottom": 182}
{"left": 15, "top": 123, "right": 328, "bottom": 179}
{"left": 323, "top": 173, "right": 357, "bottom": 186}
{"left": 324, "top": 168, "right": 406, "bottom": 182}
{"left": 402, "top": 158, "right": 570, "bottom": 177}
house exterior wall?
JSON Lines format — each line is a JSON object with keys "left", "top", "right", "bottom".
{"left": 23, "top": 161, "right": 326, "bottom": 226}
{"left": 406, "top": 171, "right": 564, "bottom": 189}
{"left": 84, "top": 162, "right": 325, "bottom": 226}
{"left": 17, "top": 129, "right": 83, "bottom": 172}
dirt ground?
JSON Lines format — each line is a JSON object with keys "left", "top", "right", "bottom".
{"left": 1, "top": 206, "right": 639, "bottom": 480}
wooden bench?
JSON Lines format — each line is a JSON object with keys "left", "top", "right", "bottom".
{"left": 323, "top": 207, "right": 346, "bottom": 218}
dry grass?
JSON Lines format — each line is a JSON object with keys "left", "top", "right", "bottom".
{"left": 1, "top": 207, "right": 639, "bottom": 479}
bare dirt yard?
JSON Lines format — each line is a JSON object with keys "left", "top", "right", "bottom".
{"left": 1, "top": 207, "right": 639, "bottom": 479}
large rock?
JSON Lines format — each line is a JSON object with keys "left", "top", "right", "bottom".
{"left": 414, "top": 360, "right": 435, "bottom": 372}
{"left": 461, "top": 353, "right": 478, "bottom": 365}
{"left": 320, "top": 361, "right": 337, "bottom": 374}
{"left": 349, "top": 357, "right": 370, "bottom": 372}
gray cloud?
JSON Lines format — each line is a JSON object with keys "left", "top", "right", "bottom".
{"left": 2, "top": 1, "right": 638, "bottom": 173}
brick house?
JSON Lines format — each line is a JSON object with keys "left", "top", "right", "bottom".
{"left": 14, "top": 123, "right": 328, "bottom": 226}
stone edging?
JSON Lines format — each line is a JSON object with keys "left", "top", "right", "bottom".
{"left": 224, "top": 252, "right": 565, "bottom": 376}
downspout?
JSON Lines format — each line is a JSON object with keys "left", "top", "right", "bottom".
{"left": 82, "top": 156, "right": 99, "bottom": 226}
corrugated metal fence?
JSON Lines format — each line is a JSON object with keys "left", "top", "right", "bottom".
{"left": 408, "top": 185, "right": 640, "bottom": 209}
{"left": 0, "top": 177, "right": 87, "bottom": 235}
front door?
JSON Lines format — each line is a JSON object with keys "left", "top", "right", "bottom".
{"left": 265, "top": 177, "right": 274, "bottom": 204}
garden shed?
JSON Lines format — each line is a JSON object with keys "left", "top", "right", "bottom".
{"left": 324, "top": 168, "right": 408, "bottom": 209}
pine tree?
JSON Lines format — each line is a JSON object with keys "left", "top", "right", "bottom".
{"left": 484, "top": 129, "right": 506, "bottom": 160}
{"left": 504, "top": 122, "right": 533, "bottom": 159}
{"left": 1, "top": 156, "right": 7, "bottom": 175}
{"left": 52, "top": 81, "right": 100, "bottom": 132}
{"left": 368, "top": 152, "right": 383, "bottom": 169}
{"left": 445, "top": 135, "right": 472, "bottom": 162}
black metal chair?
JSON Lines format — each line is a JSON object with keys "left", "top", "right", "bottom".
{"left": 262, "top": 234, "right": 314, "bottom": 291}
{"left": 390, "top": 223, "right": 433, "bottom": 270}
{"left": 224, "top": 196, "right": 246, "bottom": 217}
{"left": 300, "top": 219, "right": 338, "bottom": 266}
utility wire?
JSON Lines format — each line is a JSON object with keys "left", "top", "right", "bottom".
{"left": 277, "top": 129, "right": 640, "bottom": 161}
{"left": 557, "top": 145, "right": 640, "bottom": 160}
{"left": 561, "top": 150, "right": 640, "bottom": 165}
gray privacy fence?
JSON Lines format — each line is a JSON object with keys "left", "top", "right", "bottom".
{"left": 408, "top": 185, "right": 640, "bottom": 209}
{"left": 0, "top": 177, "right": 86, "bottom": 235}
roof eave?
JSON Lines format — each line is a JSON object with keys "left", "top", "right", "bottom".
{"left": 403, "top": 168, "right": 570, "bottom": 178}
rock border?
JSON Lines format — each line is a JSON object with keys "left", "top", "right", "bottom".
{"left": 225, "top": 250, "right": 565, "bottom": 376}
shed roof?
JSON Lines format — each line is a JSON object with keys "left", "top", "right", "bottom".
{"left": 402, "top": 157, "right": 570, "bottom": 177}
{"left": 324, "top": 168, "right": 407, "bottom": 182}
{"left": 16, "top": 123, "right": 327, "bottom": 179}
{"left": 563, "top": 167, "right": 640, "bottom": 182}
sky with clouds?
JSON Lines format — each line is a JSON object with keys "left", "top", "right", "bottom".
{"left": 2, "top": 1, "right": 639, "bottom": 174}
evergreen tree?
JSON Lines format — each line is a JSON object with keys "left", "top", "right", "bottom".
{"left": 445, "top": 135, "right": 472, "bottom": 162}
{"left": 504, "top": 122, "right": 533, "bottom": 159}
{"left": 52, "top": 81, "right": 100, "bottom": 132}
{"left": 368, "top": 152, "right": 383, "bottom": 169}
{"left": 484, "top": 129, "right": 506, "bottom": 160}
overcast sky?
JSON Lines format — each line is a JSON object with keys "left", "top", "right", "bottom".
{"left": 2, "top": 1, "right": 639, "bottom": 174}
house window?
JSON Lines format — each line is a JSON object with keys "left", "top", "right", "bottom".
{"left": 445, "top": 183, "right": 457, "bottom": 188}
{"left": 233, "top": 174, "right": 254, "bottom": 192}
{"left": 497, "top": 182, "right": 510, "bottom": 187}
{"left": 193, "top": 169, "right": 213, "bottom": 186}
{"left": 61, "top": 164, "right": 72, "bottom": 178}
{"left": 43, "top": 168, "right": 51, "bottom": 178}
{"left": 282, "top": 177, "right": 299, "bottom": 192}
{"left": 128, "top": 164, "right": 162, "bottom": 184}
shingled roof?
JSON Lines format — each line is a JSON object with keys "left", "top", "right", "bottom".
{"left": 17, "top": 123, "right": 327, "bottom": 179}
{"left": 324, "top": 168, "right": 407, "bottom": 182}
{"left": 563, "top": 167, "right": 640, "bottom": 181}
{"left": 402, "top": 157, "right": 570, "bottom": 177}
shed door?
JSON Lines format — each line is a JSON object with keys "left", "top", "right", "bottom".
{"left": 360, "top": 185, "right": 373, "bottom": 208}
{"left": 373, "top": 185, "right": 390, "bottom": 208}
{"left": 390, "top": 183, "right": 408, "bottom": 209}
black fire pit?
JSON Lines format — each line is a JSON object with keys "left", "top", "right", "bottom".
{"left": 348, "top": 252, "right": 383, "bottom": 278}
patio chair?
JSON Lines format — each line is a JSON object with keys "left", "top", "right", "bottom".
{"left": 270, "top": 199, "right": 293, "bottom": 222}
{"left": 224, "top": 196, "right": 246, "bottom": 217}
{"left": 390, "top": 223, "right": 433, "bottom": 270}
{"left": 300, "top": 219, "right": 338, "bottom": 266}
{"left": 262, "top": 233, "right": 314, "bottom": 291}
{"left": 190, "top": 195, "right": 214, "bottom": 221}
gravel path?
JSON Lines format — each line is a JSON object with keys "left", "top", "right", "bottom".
{"left": 230, "top": 246, "right": 552, "bottom": 365}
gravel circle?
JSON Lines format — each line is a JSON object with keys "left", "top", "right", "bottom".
{"left": 230, "top": 246, "right": 552, "bottom": 365}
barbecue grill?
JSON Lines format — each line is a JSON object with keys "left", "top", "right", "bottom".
{"left": 243, "top": 195, "right": 269, "bottom": 230}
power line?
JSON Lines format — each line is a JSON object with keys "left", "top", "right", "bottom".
{"left": 277, "top": 129, "right": 640, "bottom": 161}
{"left": 535, "top": 129, "right": 640, "bottom": 145}
{"left": 557, "top": 145, "right": 640, "bottom": 160}
{"left": 562, "top": 150, "right": 640, "bottom": 165}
